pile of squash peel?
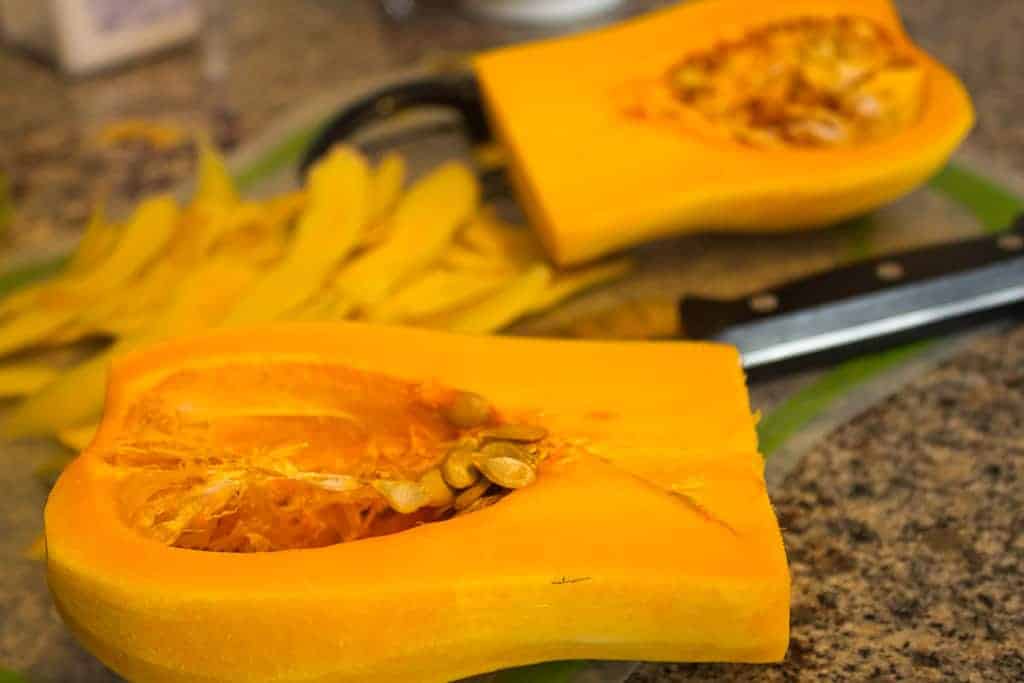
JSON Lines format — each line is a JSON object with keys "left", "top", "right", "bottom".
{"left": 0, "top": 141, "right": 630, "bottom": 456}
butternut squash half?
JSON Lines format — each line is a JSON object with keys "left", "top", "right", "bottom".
{"left": 474, "top": 0, "right": 974, "bottom": 265}
{"left": 45, "top": 323, "right": 788, "bottom": 682}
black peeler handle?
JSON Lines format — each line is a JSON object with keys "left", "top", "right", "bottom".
{"left": 297, "top": 71, "right": 491, "bottom": 181}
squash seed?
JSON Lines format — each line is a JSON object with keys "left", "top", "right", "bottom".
{"left": 481, "top": 439, "right": 544, "bottom": 467}
{"left": 479, "top": 424, "right": 548, "bottom": 443}
{"left": 456, "top": 494, "right": 503, "bottom": 516}
{"left": 418, "top": 468, "right": 454, "bottom": 507}
{"left": 442, "top": 446, "right": 481, "bottom": 489}
{"left": 443, "top": 391, "right": 493, "bottom": 428}
{"left": 479, "top": 440, "right": 530, "bottom": 461}
{"left": 454, "top": 480, "right": 491, "bottom": 511}
{"left": 523, "top": 444, "right": 545, "bottom": 466}
{"left": 372, "top": 479, "right": 430, "bottom": 514}
{"left": 474, "top": 452, "right": 536, "bottom": 489}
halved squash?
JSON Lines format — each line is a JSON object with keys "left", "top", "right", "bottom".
{"left": 45, "top": 322, "right": 788, "bottom": 682}
{"left": 474, "top": 0, "right": 974, "bottom": 265}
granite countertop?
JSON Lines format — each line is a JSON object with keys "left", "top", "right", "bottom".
{"left": 1, "top": 1, "right": 1022, "bottom": 681}
{"left": 632, "top": 325, "right": 1024, "bottom": 682}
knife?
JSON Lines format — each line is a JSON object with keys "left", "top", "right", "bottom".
{"left": 555, "top": 214, "right": 1024, "bottom": 369}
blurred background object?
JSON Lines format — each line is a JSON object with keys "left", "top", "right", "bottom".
{"left": 199, "top": 0, "right": 240, "bottom": 148}
{"left": 377, "top": 0, "right": 668, "bottom": 55}
{"left": 459, "top": 0, "right": 625, "bottom": 24}
{"left": 0, "top": 0, "right": 199, "bottom": 75}
{"left": 379, "top": 0, "right": 418, "bottom": 22}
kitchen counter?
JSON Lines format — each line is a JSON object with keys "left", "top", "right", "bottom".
{"left": 632, "top": 324, "right": 1024, "bottom": 682}
{"left": 1, "top": 1, "right": 1021, "bottom": 681}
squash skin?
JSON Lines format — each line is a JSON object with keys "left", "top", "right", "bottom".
{"left": 45, "top": 323, "right": 789, "bottom": 682}
{"left": 474, "top": 0, "right": 975, "bottom": 265}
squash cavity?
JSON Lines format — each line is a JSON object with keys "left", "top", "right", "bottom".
{"left": 99, "top": 362, "right": 553, "bottom": 552}
{"left": 625, "top": 15, "right": 925, "bottom": 148}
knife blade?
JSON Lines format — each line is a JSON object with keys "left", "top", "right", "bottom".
{"left": 554, "top": 214, "right": 1024, "bottom": 369}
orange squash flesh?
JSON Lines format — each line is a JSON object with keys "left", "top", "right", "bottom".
{"left": 474, "top": 0, "right": 974, "bottom": 265}
{"left": 45, "top": 322, "right": 789, "bottom": 682}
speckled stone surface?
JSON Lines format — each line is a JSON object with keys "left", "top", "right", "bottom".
{"left": 629, "top": 324, "right": 1024, "bottom": 682}
{"left": 0, "top": 1, "right": 1022, "bottom": 681}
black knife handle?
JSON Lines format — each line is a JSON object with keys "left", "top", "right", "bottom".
{"left": 681, "top": 214, "right": 1024, "bottom": 339}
